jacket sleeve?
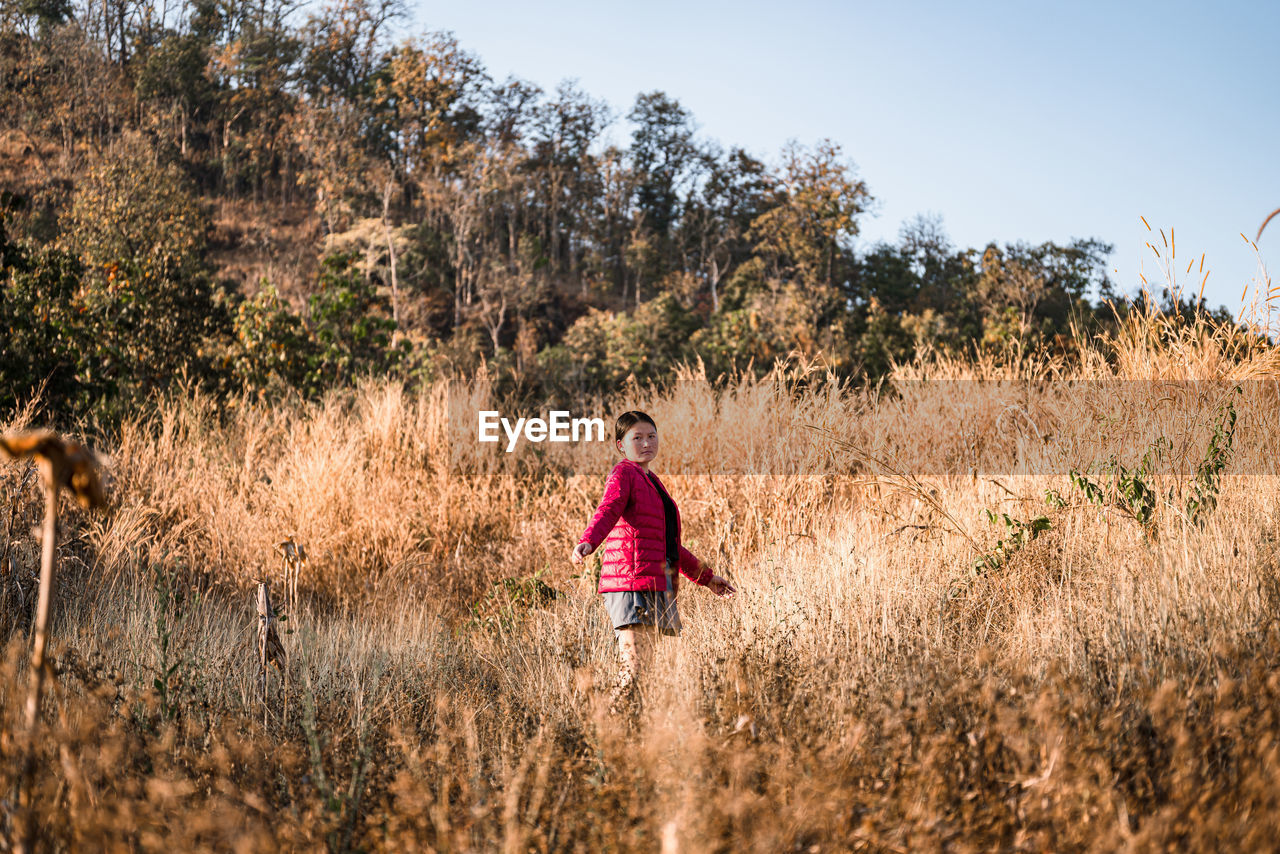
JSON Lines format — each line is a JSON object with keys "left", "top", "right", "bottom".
{"left": 579, "top": 464, "right": 630, "bottom": 550}
{"left": 677, "top": 544, "right": 712, "bottom": 586}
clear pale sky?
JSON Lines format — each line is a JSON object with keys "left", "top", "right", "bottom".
{"left": 406, "top": 0, "right": 1278, "bottom": 314}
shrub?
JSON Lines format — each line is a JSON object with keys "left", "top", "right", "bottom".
{"left": 538, "top": 292, "right": 699, "bottom": 392}
{"left": 308, "top": 252, "right": 401, "bottom": 388}
{"left": 229, "top": 282, "right": 321, "bottom": 398}
{"left": 0, "top": 235, "right": 113, "bottom": 418}
{"left": 60, "top": 132, "right": 208, "bottom": 283}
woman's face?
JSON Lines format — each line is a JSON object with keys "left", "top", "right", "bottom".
{"left": 617, "top": 421, "right": 658, "bottom": 465}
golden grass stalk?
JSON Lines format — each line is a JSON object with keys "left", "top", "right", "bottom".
{"left": 0, "top": 430, "right": 105, "bottom": 854}
{"left": 1258, "top": 207, "right": 1280, "bottom": 243}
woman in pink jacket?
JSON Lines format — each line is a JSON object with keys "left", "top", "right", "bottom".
{"left": 570, "top": 410, "right": 735, "bottom": 711}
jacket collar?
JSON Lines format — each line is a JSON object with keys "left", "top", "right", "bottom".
{"left": 619, "top": 458, "right": 679, "bottom": 526}
{"left": 618, "top": 458, "right": 661, "bottom": 483}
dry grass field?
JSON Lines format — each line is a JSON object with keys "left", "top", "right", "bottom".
{"left": 4, "top": 305, "right": 1280, "bottom": 852}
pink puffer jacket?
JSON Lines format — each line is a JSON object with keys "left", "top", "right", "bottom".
{"left": 579, "top": 459, "right": 711, "bottom": 593}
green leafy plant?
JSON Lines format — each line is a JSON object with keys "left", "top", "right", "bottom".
{"left": 228, "top": 254, "right": 409, "bottom": 401}
{"left": 973, "top": 508, "right": 1052, "bottom": 574}
{"left": 1070, "top": 438, "right": 1168, "bottom": 531}
{"left": 142, "top": 559, "right": 201, "bottom": 723}
{"left": 468, "top": 566, "right": 562, "bottom": 633}
{"left": 1068, "top": 387, "right": 1239, "bottom": 535}
{"left": 308, "top": 252, "right": 401, "bottom": 388}
{"left": 1184, "top": 389, "right": 1239, "bottom": 523}
{"left": 230, "top": 282, "right": 321, "bottom": 398}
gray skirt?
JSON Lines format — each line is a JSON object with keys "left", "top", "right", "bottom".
{"left": 602, "top": 564, "right": 682, "bottom": 636}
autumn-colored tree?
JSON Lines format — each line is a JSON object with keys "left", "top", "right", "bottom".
{"left": 60, "top": 131, "right": 207, "bottom": 279}
{"left": 379, "top": 32, "right": 486, "bottom": 189}
{"left": 748, "top": 139, "right": 871, "bottom": 288}
{"left": 373, "top": 32, "right": 488, "bottom": 332}
{"left": 0, "top": 12, "right": 128, "bottom": 181}
{"left": 526, "top": 80, "right": 610, "bottom": 281}
{"left": 209, "top": 0, "right": 302, "bottom": 203}
{"left": 295, "top": 0, "right": 402, "bottom": 232}
{"left": 0, "top": 0, "right": 1135, "bottom": 412}
{"left": 973, "top": 238, "right": 1112, "bottom": 346}
{"left": 678, "top": 145, "right": 775, "bottom": 313}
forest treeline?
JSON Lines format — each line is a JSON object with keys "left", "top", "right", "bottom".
{"left": 0, "top": 0, "right": 1217, "bottom": 424}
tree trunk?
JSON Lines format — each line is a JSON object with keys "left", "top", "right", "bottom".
{"left": 382, "top": 179, "right": 401, "bottom": 339}
{"left": 709, "top": 256, "right": 722, "bottom": 314}
{"left": 549, "top": 170, "right": 563, "bottom": 274}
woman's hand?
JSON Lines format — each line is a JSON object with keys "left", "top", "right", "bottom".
{"left": 708, "top": 574, "right": 736, "bottom": 597}
{"left": 571, "top": 542, "right": 594, "bottom": 565}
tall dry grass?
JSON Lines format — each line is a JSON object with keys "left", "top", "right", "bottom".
{"left": 3, "top": 305, "right": 1280, "bottom": 851}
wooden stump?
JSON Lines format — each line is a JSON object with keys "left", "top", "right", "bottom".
{"left": 256, "top": 581, "right": 287, "bottom": 724}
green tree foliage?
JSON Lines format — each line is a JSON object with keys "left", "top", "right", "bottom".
{"left": 55, "top": 133, "right": 229, "bottom": 401}
{"left": 228, "top": 254, "right": 402, "bottom": 398}
{"left": 628, "top": 91, "right": 699, "bottom": 243}
{"left": 229, "top": 282, "right": 319, "bottom": 397}
{"left": 538, "top": 292, "right": 698, "bottom": 392}
{"left": 132, "top": 0, "right": 223, "bottom": 164}
{"left": 309, "top": 252, "right": 400, "bottom": 384}
{"left": 2, "top": 186, "right": 226, "bottom": 422}
{"left": 678, "top": 146, "right": 775, "bottom": 313}
{"left": 526, "top": 80, "right": 611, "bottom": 277}
{"left": 973, "top": 238, "right": 1112, "bottom": 346}
{"left": 689, "top": 257, "right": 844, "bottom": 376}
{"left": 845, "top": 217, "right": 1115, "bottom": 366}
{"left": 0, "top": 213, "right": 113, "bottom": 415}
{"left": 3, "top": 0, "right": 72, "bottom": 34}
{"left": 208, "top": 0, "right": 302, "bottom": 200}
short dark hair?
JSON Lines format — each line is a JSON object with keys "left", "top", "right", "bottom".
{"left": 614, "top": 410, "right": 657, "bottom": 444}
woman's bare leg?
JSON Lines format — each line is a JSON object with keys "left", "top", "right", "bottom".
{"left": 610, "top": 624, "right": 656, "bottom": 713}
